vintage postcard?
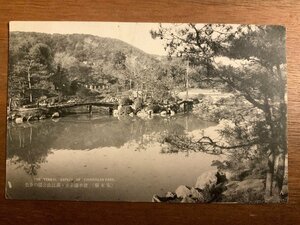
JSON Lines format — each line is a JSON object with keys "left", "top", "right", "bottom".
{"left": 6, "top": 22, "right": 287, "bottom": 203}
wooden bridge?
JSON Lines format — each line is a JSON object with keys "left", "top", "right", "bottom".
{"left": 47, "top": 102, "right": 118, "bottom": 114}
{"left": 48, "top": 102, "right": 118, "bottom": 109}
{"left": 10, "top": 99, "right": 194, "bottom": 121}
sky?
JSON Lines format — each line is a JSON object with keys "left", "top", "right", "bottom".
{"left": 10, "top": 21, "right": 167, "bottom": 55}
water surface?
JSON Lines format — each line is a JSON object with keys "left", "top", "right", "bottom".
{"left": 6, "top": 114, "right": 221, "bottom": 201}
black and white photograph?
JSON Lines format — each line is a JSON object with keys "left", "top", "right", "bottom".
{"left": 6, "top": 21, "right": 287, "bottom": 203}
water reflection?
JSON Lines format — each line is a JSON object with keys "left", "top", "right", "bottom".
{"left": 6, "top": 114, "right": 219, "bottom": 201}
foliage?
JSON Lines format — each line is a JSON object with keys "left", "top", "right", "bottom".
{"left": 221, "top": 187, "right": 265, "bottom": 203}
{"left": 152, "top": 23, "right": 287, "bottom": 200}
{"left": 9, "top": 32, "right": 188, "bottom": 106}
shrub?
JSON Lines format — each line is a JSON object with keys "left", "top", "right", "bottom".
{"left": 119, "top": 97, "right": 133, "bottom": 106}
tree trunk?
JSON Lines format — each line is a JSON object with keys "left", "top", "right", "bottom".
{"left": 263, "top": 96, "right": 278, "bottom": 198}
{"left": 273, "top": 152, "right": 286, "bottom": 196}
{"left": 186, "top": 61, "right": 189, "bottom": 100}
{"left": 265, "top": 151, "right": 275, "bottom": 197}
{"left": 263, "top": 88, "right": 286, "bottom": 200}
{"left": 8, "top": 98, "right": 12, "bottom": 111}
{"left": 273, "top": 64, "right": 287, "bottom": 196}
{"left": 27, "top": 60, "right": 33, "bottom": 103}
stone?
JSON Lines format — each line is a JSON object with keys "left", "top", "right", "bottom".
{"left": 165, "top": 191, "right": 176, "bottom": 199}
{"left": 147, "top": 104, "right": 161, "bottom": 113}
{"left": 26, "top": 116, "right": 35, "bottom": 121}
{"left": 175, "top": 185, "right": 192, "bottom": 198}
{"left": 160, "top": 111, "right": 167, "bottom": 116}
{"left": 118, "top": 105, "right": 133, "bottom": 116}
{"left": 181, "top": 196, "right": 196, "bottom": 203}
{"left": 152, "top": 194, "right": 162, "bottom": 202}
{"left": 51, "top": 112, "right": 60, "bottom": 118}
{"left": 113, "top": 109, "right": 119, "bottom": 117}
{"left": 280, "top": 184, "right": 288, "bottom": 197}
{"left": 216, "top": 171, "right": 228, "bottom": 184}
{"left": 136, "top": 110, "right": 149, "bottom": 119}
{"left": 152, "top": 195, "right": 173, "bottom": 203}
{"left": 190, "top": 187, "right": 205, "bottom": 201}
{"left": 39, "top": 115, "right": 46, "bottom": 120}
{"left": 195, "top": 170, "right": 218, "bottom": 190}
{"left": 147, "top": 109, "right": 153, "bottom": 116}
{"left": 133, "top": 98, "right": 143, "bottom": 111}
{"left": 15, "top": 117, "right": 23, "bottom": 124}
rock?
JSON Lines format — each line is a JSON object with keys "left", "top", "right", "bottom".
{"left": 224, "top": 171, "right": 233, "bottom": 181}
{"left": 15, "top": 117, "right": 23, "bottom": 124}
{"left": 52, "top": 118, "right": 60, "bottom": 122}
{"left": 152, "top": 193, "right": 182, "bottom": 203}
{"left": 280, "top": 184, "right": 288, "bottom": 197}
{"left": 39, "top": 115, "right": 46, "bottom": 120}
{"left": 133, "top": 98, "right": 143, "bottom": 111}
{"left": 51, "top": 112, "right": 60, "bottom": 118}
{"left": 166, "top": 191, "right": 176, "bottom": 199}
{"left": 152, "top": 194, "right": 174, "bottom": 202}
{"left": 147, "top": 104, "right": 161, "bottom": 113}
{"left": 147, "top": 109, "right": 153, "bottom": 116}
{"left": 160, "top": 111, "right": 167, "bottom": 116}
{"left": 113, "top": 109, "right": 119, "bottom": 117}
{"left": 195, "top": 170, "right": 218, "bottom": 190}
{"left": 136, "top": 110, "right": 149, "bottom": 119}
{"left": 216, "top": 171, "right": 227, "bottom": 184}
{"left": 170, "top": 110, "right": 176, "bottom": 116}
{"left": 175, "top": 185, "right": 192, "bottom": 198}
{"left": 181, "top": 196, "right": 196, "bottom": 203}
{"left": 152, "top": 194, "right": 162, "bottom": 202}
{"left": 26, "top": 116, "right": 35, "bottom": 121}
{"left": 118, "top": 105, "right": 133, "bottom": 116}
{"left": 190, "top": 187, "right": 205, "bottom": 201}
{"left": 224, "top": 181, "right": 239, "bottom": 190}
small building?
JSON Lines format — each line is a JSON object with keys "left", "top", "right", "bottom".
{"left": 85, "top": 82, "right": 110, "bottom": 91}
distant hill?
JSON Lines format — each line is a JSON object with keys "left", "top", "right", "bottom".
{"left": 9, "top": 31, "right": 162, "bottom": 82}
{"left": 8, "top": 31, "right": 188, "bottom": 106}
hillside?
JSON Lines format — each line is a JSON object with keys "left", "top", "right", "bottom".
{"left": 9, "top": 31, "right": 161, "bottom": 81}
{"left": 9, "top": 32, "right": 185, "bottom": 106}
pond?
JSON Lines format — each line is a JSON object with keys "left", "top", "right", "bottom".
{"left": 6, "top": 113, "right": 222, "bottom": 202}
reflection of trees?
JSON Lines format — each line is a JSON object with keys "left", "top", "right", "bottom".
{"left": 7, "top": 121, "right": 61, "bottom": 175}
{"left": 128, "top": 116, "right": 188, "bottom": 151}
{"left": 7, "top": 115, "right": 210, "bottom": 175}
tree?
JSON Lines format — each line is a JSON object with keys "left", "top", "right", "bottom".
{"left": 9, "top": 43, "right": 54, "bottom": 104}
{"left": 113, "top": 51, "right": 126, "bottom": 70}
{"left": 152, "top": 24, "right": 287, "bottom": 200}
{"left": 226, "top": 26, "right": 287, "bottom": 199}
{"left": 51, "top": 64, "right": 70, "bottom": 96}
